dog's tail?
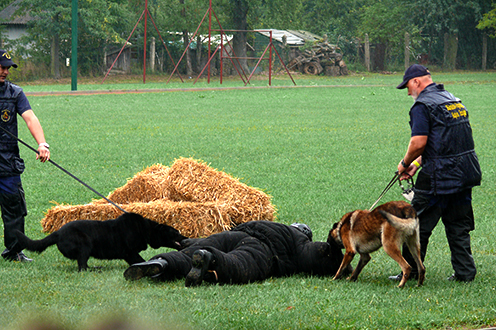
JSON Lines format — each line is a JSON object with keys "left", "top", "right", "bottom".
{"left": 15, "top": 230, "right": 59, "bottom": 253}
{"left": 378, "top": 210, "right": 418, "bottom": 235}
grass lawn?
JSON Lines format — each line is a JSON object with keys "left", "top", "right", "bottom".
{"left": 1, "top": 71, "right": 495, "bottom": 330}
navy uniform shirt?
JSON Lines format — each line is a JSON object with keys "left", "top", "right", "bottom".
{"left": 0, "top": 84, "right": 32, "bottom": 193}
{"left": 409, "top": 83, "right": 434, "bottom": 137}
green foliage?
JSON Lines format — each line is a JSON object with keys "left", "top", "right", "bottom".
{"left": 0, "top": 0, "right": 11, "bottom": 11}
{"left": 5, "top": 0, "right": 496, "bottom": 77}
{"left": 15, "top": 0, "right": 135, "bottom": 75}
{"left": 256, "top": 0, "right": 303, "bottom": 30}
{"left": 357, "top": 0, "right": 412, "bottom": 44}
{"left": 1, "top": 73, "right": 496, "bottom": 330}
{"left": 408, "top": 0, "right": 493, "bottom": 69}
{"left": 477, "top": 3, "right": 496, "bottom": 37}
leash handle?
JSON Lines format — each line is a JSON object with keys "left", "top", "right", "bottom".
{"left": 0, "top": 126, "right": 127, "bottom": 214}
{"left": 368, "top": 172, "right": 400, "bottom": 211}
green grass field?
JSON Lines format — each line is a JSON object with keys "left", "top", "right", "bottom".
{"left": 1, "top": 72, "right": 496, "bottom": 330}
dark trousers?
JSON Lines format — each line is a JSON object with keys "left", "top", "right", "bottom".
{"left": 151, "top": 231, "right": 274, "bottom": 284}
{"left": 0, "top": 182, "right": 27, "bottom": 251}
{"left": 403, "top": 189, "right": 476, "bottom": 281}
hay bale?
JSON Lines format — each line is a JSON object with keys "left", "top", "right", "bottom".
{"left": 41, "top": 202, "right": 122, "bottom": 233}
{"left": 167, "top": 158, "right": 275, "bottom": 222}
{"left": 41, "top": 158, "right": 276, "bottom": 237}
{"left": 41, "top": 200, "right": 233, "bottom": 237}
{"left": 93, "top": 164, "right": 170, "bottom": 205}
{"left": 125, "top": 200, "right": 233, "bottom": 238}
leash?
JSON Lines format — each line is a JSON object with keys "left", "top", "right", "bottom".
{"left": 0, "top": 126, "right": 127, "bottom": 214}
{"left": 368, "top": 172, "right": 400, "bottom": 211}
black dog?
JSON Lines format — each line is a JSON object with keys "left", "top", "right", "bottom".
{"left": 15, "top": 212, "right": 187, "bottom": 271}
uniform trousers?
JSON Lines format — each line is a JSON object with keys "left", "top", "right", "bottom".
{"left": 403, "top": 189, "right": 476, "bottom": 281}
{"left": 0, "top": 180, "right": 27, "bottom": 251}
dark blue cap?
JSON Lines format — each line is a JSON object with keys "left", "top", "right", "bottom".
{"left": 397, "top": 64, "right": 429, "bottom": 89}
{"left": 0, "top": 50, "right": 18, "bottom": 68}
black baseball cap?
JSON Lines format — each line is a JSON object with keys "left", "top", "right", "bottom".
{"left": 397, "top": 64, "right": 430, "bottom": 89}
{"left": 0, "top": 50, "right": 18, "bottom": 68}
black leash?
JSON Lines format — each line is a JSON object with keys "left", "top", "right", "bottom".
{"left": 368, "top": 171, "right": 400, "bottom": 211}
{"left": 0, "top": 126, "right": 127, "bottom": 214}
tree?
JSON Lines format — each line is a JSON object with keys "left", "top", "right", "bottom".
{"left": 477, "top": 3, "right": 496, "bottom": 37}
{"left": 410, "top": 0, "right": 490, "bottom": 70}
{"left": 226, "top": 0, "right": 253, "bottom": 74}
{"left": 258, "top": 0, "right": 303, "bottom": 30}
{"left": 357, "top": 0, "right": 418, "bottom": 71}
{"left": 17, "top": 0, "right": 134, "bottom": 77}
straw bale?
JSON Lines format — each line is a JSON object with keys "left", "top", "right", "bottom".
{"left": 41, "top": 159, "right": 276, "bottom": 237}
{"left": 167, "top": 158, "right": 275, "bottom": 223}
{"left": 41, "top": 200, "right": 234, "bottom": 237}
{"left": 41, "top": 202, "right": 123, "bottom": 233}
{"left": 92, "top": 164, "right": 170, "bottom": 205}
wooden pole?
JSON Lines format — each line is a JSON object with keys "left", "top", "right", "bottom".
{"left": 71, "top": 0, "right": 78, "bottom": 91}
{"left": 482, "top": 34, "right": 487, "bottom": 71}
{"left": 404, "top": 32, "right": 409, "bottom": 70}
{"left": 365, "top": 33, "right": 370, "bottom": 72}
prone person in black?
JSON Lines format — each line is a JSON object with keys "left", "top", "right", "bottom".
{"left": 124, "top": 220, "right": 350, "bottom": 286}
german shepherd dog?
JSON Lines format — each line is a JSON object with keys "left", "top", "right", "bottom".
{"left": 15, "top": 212, "right": 187, "bottom": 271}
{"left": 327, "top": 201, "right": 425, "bottom": 288}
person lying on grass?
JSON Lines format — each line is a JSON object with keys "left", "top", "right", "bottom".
{"left": 124, "top": 220, "right": 350, "bottom": 286}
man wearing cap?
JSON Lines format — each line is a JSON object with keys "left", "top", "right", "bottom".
{"left": 390, "top": 64, "right": 481, "bottom": 283}
{"left": 0, "top": 49, "right": 51, "bottom": 262}
{"left": 123, "top": 220, "right": 349, "bottom": 286}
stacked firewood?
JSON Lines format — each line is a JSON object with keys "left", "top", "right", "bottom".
{"left": 288, "top": 41, "right": 348, "bottom": 76}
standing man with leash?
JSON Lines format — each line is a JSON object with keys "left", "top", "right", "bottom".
{"left": 389, "top": 64, "right": 481, "bottom": 283}
{"left": 0, "top": 50, "right": 50, "bottom": 262}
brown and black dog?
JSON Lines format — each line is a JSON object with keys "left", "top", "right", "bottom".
{"left": 327, "top": 201, "right": 425, "bottom": 288}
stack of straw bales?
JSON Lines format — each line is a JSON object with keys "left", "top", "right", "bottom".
{"left": 41, "top": 158, "right": 276, "bottom": 238}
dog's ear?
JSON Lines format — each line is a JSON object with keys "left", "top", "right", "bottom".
{"left": 327, "top": 226, "right": 339, "bottom": 245}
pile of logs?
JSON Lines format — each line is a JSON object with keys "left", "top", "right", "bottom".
{"left": 288, "top": 41, "right": 348, "bottom": 76}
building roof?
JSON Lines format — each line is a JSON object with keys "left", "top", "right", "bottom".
{"left": 255, "top": 29, "right": 323, "bottom": 46}
{"left": 0, "top": 0, "right": 33, "bottom": 25}
{"left": 287, "top": 30, "right": 322, "bottom": 43}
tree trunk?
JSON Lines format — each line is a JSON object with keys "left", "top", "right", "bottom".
{"left": 233, "top": 32, "right": 249, "bottom": 74}
{"left": 51, "top": 34, "right": 60, "bottom": 79}
{"left": 482, "top": 34, "right": 487, "bottom": 71}
{"left": 196, "top": 34, "right": 202, "bottom": 73}
{"left": 364, "top": 34, "right": 370, "bottom": 72}
{"left": 183, "top": 31, "right": 193, "bottom": 76}
{"left": 179, "top": 0, "right": 192, "bottom": 76}
{"left": 373, "top": 43, "right": 386, "bottom": 72}
{"left": 404, "top": 32, "right": 409, "bottom": 70}
{"left": 444, "top": 32, "right": 458, "bottom": 71}
{"left": 231, "top": 0, "right": 249, "bottom": 74}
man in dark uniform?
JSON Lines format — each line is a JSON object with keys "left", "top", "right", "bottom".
{"left": 124, "top": 221, "right": 349, "bottom": 286}
{"left": 0, "top": 49, "right": 51, "bottom": 262}
{"left": 390, "top": 64, "right": 481, "bottom": 283}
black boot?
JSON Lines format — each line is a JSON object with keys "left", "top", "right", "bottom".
{"left": 185, "top": 249, "right": 213, "bottom": 287}
{"left": 123, "top": 258, "right": 168, "bottom": 281}
{"left": 2, "top": 249, "right": 33, "bottom": 262}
